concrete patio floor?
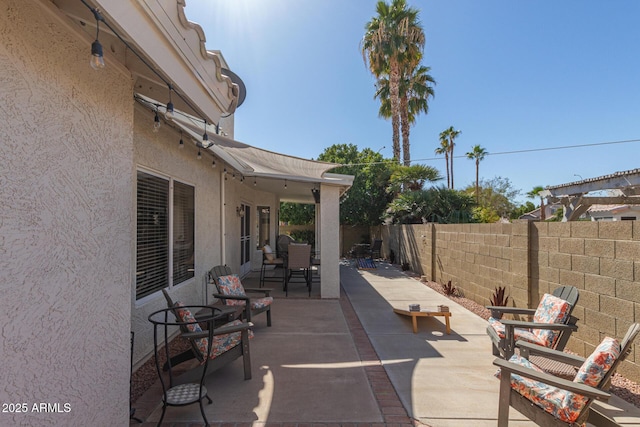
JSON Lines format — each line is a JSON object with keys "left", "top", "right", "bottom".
{"left": 131, "top": 261, "right": 640, "bottom": 427}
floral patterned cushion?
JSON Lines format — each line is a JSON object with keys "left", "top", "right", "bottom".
{"left": 488, "top": 317, "right": 549, "bottom": 347}
{"left": 488, "top": 294, "right": 571, "bottom": 349}
{"left": 173, "top": 304, "right": 253, "bottom": 361}
{"left": 502, "top": 354, "right": 581, "bottom": 423}
{"left": 218, "top": 274, "right": 247, "bottom": 306}
{"left": 574, "top": 337, "right": 620, "bottom": 387}
{"left": 173, "top": 302, "right": 207, "bottom": 356}
{"left": 531, "top": 294, "right": 572, "bottom": 347}
{"left": 251, "top": 297, "right": 273, "bottom": 310}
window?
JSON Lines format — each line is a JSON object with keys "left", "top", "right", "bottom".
{"left": 136, "top": 170, "right": 194, "bottom": 300}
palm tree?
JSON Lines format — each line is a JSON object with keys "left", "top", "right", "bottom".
{"left": 387, "top": 163, "right": 442, "bottom": 194}
{"left": 434, "top": 136, "right": 450, "bottom": 188}
{"left": 376, "top": 64, "right": 435, "bottom": 165}
{"left": 439, "top": 126, "right": 461, "bottom": 188}
{"left": 362, "top": 0, "right": 425, "bottom": 163}
{"left": 465, "top": 145, "right": 488, "bottom": 203}
{"left": 527, "top": 186, "right": 546, "bottom": 220}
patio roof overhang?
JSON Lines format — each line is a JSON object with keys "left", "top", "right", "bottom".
{"left": 135, "top": 95, "right": 354, "bottom": 204}
{"left": 50, "top": 0, "right": 240, "bottom": 126}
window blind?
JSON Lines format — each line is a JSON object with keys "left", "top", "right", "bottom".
{"left": 173, "top": 181, "right": 195, "bottom": 285}
{"left": 136, "top": 171, "right": 169, "bottom": 300}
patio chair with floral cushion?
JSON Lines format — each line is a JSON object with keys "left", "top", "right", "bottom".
{"left": 493, "top": 322, "right": 640, "bottom": 427}
{"left": 213, "top": 272, "right": 273, "bottom": 327}
{"left": 487, "top": 286, "right": 579, "bottom": 359}
{"left": 166, "top": 301, "right": 254, "bottom": 384}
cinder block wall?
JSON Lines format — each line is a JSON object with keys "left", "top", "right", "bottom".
{"left": 379, "top": 221, "right": 640, "bottom": 382}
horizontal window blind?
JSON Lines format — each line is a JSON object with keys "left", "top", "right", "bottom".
{"left": 136, "top": 171, "right": 169, "bottom": 300}
{"left": 173, "top": 181, "right": 195, "bottom": 285}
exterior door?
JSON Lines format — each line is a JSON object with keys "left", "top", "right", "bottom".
{"left": 239, "top": 203, "right": 252, "bottom": 276}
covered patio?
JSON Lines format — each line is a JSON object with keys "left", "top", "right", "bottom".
{"left": 131, "top": 263, "right": 640, "bottom": 426}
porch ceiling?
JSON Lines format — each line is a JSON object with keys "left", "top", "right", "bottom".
{"left": 134, "top": 96, "right": 354, "bottom": 204}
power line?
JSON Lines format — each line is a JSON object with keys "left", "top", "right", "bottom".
{"left": 337, "top": 138, "right": 640, "bottom": 167}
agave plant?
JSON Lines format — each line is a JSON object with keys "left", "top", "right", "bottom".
{"left": 490, "top": 286, "right": 509, "bottom": 307}
{"left": 442, "top": 280, "right": 456, "bottom": 296}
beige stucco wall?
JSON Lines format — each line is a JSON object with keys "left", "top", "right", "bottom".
{"left": 381, "top": 221, "right": 640, "bottom": 383}
{"left": 131, "top": 105, "right": 225, "bottom": 364}
{"left": 320, "top": 184, "right": 341, "bottom": 298}
{"left": 222, "top": 176, "right": 278, "bottom": 273}
{"left": 0, "top": 1, "right": 133, "bottom": 425}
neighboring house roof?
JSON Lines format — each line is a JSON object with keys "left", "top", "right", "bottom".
{"left": 588, "top": 204, "right": 631, "bottom": 213}
{"left": 539, "top": 168, "right": 640, "bottom": 221}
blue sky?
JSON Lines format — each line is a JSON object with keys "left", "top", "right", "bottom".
{"left": 185, "top": 0, "right": 640, "bottom": 204}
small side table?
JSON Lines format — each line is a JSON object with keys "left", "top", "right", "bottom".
{"left": 148, "top": 306, "right": 217, "bottom": 426}
{"left": 393, "top": 307, "right": 452, "bottom": 334}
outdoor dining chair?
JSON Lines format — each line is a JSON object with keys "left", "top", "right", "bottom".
{"left": 285, "top": 243, "right": 312, "bottom": 297}
{"left": 260, "top": 244, "right": 285, "bottom": 288}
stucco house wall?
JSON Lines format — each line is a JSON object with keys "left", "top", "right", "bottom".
{"left": 222, "top": 176, "right": 279, "bottom": 273}
{"left": 130, "top": 105, "right": 225, "bottom": 364}
{"left": 1, "top": 1, "right": 132, "bottom": 425}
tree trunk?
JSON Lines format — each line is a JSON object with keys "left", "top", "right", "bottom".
{"left": 400, "top": 95, "right": 410, "bottom": 166}
{"left": 444, "top": 152, "right": 450, "bottom": 188}
{"left": 449, "top": 137, "right": 455, "bottom": 189}
{"left": 475, "top": 159, "right": 480, "bottom": 203}
{"left": 389, "top": 59, "right": 401, "bottom": 162}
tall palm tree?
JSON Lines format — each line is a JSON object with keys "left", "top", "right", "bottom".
{"left": 465, "top": 145, "right": 488, "bottom": 203}
{"left": 376, "top": 64, "right": 435, "bottom": 165}
{"left": 439, "top": 126, "right": 461, "bottom": 188}
{"left": 434, "top": 136, "right": 450, "bottom": 188}
{"left": 527, "top": 186, "right": 546, "bottom": 220}
{"left": 362, "top": 0, "right": 425, "bottom": 163}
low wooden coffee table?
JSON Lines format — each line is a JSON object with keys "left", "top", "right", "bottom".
{"left": 393, "top": 307, "right": 452, "bottom": 334}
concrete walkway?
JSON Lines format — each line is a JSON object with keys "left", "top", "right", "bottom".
{"left": 131, "top": 261, "right": 640, "bottom": 426}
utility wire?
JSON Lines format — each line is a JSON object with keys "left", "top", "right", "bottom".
{"left": 337, "top": 138, "right": 640, "bottom": 167}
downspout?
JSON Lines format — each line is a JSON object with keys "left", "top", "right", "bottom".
{"left": 221, "top": 168, "right": 226, "bottom": 266}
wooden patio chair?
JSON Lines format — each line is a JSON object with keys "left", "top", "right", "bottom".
{"left": 285, "top": 243, "right": 312, "bottom": 297}
{"left": 210, "top": 268, "right": 273, "bottom": 327}
{"left": 486, "top": 286, "right": 579, "bottom": 359}
{"left": 493, "top": 322, "right": 640, "bottom": 427}
{"left": 158, "top": 294, "right": 253, "bottom": 384}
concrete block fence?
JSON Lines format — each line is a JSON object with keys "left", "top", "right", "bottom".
{"left": 373, "top": 221, "right": 640, "bottom": 383}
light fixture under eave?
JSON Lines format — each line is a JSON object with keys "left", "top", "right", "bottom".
{"left": 197, "top": 148, "right": 202, "bottom": 160}
{"left": 311, "top": 188, "right": 320, "bottom": 204}
{"left": 179, "top": 130, "right": 184, "bottom": 149}
{"left": 89, "top": 9, "right": 105, "bottom": 70}
{"left": 165, "top": 85, "right": 175, "bottom": 121}
{"left": 284, "top": 179, "right": 287, "bottom": 189}
{"left": 211, "top": 159, "right": 216, "bottom": 168}
{"left": 153, "top": 110, "right": 161, "bottom": 132}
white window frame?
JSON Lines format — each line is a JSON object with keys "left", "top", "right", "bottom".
{"left": 135, "top": 168, "right": 195, "bottom": 304}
